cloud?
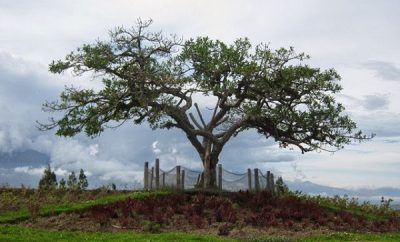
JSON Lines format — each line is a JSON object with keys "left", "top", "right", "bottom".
{"left": 363, "top": 61, "right": 400, "bottom": 81}
{"left": 355, "top": 111, "right": 400, "bottom": 137}
{"left": 151, "top": 141, "right": 161, "bottom": 154}
{"left": 362, "top": 94, "right": 389, "bottom": 110}
{"left": 14, "top": 166, "right": 45, "bottom": 176}
{"left": 339, "top": 93, "right": 390, "bottom": 111}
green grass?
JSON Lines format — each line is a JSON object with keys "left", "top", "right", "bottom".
{"left": 0, "top": 190, "right": 169, "bottom": 224}
{"left": 2, "top": 226, "right": 400, "bottom": 242}
{"left": 298, "top": 232, "right": 400, "bottom": 242}
{"left": 0, "top": 224, "right": 236, "bottom": 242}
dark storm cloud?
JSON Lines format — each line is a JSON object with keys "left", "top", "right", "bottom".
{"left": 363, "top": 61, "right": 400, "bottom": 81}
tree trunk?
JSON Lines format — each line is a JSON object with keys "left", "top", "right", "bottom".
{"left": 194, "top": 139, "right": 222, "bottom": 190}
{"left": 202, "top": 154, "right": 217, "bottom": 189}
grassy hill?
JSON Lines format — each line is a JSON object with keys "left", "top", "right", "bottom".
{"left": 0, "top": 187, "right": 399, "bottom": 241}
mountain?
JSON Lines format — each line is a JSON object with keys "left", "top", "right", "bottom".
{"left": 0, "top": 149, "right": 50, "bottom": 169}
{"left": 286, "top": 180, "right": 400, "bottom": 205}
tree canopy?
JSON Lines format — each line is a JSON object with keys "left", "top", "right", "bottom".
{"left": 40, "top": 19, "right": 369, "bottom": 188}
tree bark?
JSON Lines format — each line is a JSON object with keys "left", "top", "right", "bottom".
{"left": 202, "top": 153, "right": 218, "bottom": 189}
{"left": 197, "top": 139, "right": 219, "bottom": 189}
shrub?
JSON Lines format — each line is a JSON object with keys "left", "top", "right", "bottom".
{"left": 143, "top": 220, "right": 161, "bottom": 233}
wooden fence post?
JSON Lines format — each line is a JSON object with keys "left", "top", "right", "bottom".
{"left": 270, "top": 173, "right": 275, "bottom": 194}
{"left": 266, "top": 170, "right": 271, "bottom": 192}
{"left": 218, "top": 164, "right": 222, "bottom": 191}
{"left": 144, "top": 161, "right": 149, "bottom": 190}
{"left": 181, "top": 169, "right": 185, "bottom": 190}
{"left": 176, "top": 165, "right": 181, "bottom": 191}
{"left": 150, "top": 167, "right": 154, "bottom": 190}
{"left": 162, "top": 172, "right": 165, "bottom": 187}
{"left": 247, "top": 168, "right": 252, "bottom": 191}
{"left": 196, "top": 174, "right": 201, "bottom": 187}
{"left": 254, "top": 168, "right": 260, "bottom": 193}
{"left": 155, "top": 158, "right": 160, "bottom": 189}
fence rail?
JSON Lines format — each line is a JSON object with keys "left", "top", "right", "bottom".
{"left": 143, "top": 159, "right": 276, "bottom": 192}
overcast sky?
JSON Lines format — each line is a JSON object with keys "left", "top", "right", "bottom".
{"left": 0, "top": 0, "right": 399, "bottom": 189}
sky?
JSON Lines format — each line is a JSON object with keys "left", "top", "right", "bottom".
{"left": 0, "top": 0, "right": 399, "bottom": 189}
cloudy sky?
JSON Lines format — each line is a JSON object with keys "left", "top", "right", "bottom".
{"left": 0, "top": 0, "right": 399, "bottom": 189}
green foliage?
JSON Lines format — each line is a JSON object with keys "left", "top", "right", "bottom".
{"left": 143, "top": 220, "right": 161, "bottom": 233}
{"left": 40, "top": 19, "right": 371, "bottom": 188}
{"left": 291, "top": 192, "right": 399, "bottom": 219}
{"left": 78, "top": 169, "right": 89, "bottom": 190}
{"left": 275, "top": 177, "right": 289, "bottom": 196}
{"left": 38, "top": 164, "right": 57, "bottom": 190}
{"left": 41, "top": 19, "right": 369, "bottom": 149}
{"left": 59, "top": 178, "right": 66, "bottom": 189}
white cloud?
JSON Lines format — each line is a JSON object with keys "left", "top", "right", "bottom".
{"left": 14, "top": 166, "right": 45, "bottom": 176}
{"left": 151, "top": 141, "right": 161, "bottom": 154}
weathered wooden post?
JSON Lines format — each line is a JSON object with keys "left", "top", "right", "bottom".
{"left": 155, "top": 158, "right": 160, "bottom": 189}
{"left": 218, "top": 164, "right": 222, "bottom": 191}
{"left": 254, "top": 168, "right": 260, "bottom": 193}
{"left": 196, "top": 174, "right": 201, "bottom": 187}
{"left": 181, "top": 169, "right": 185, "bottom": 190}
{"left": 150, "top": 167, "right": 154, "bottom": 190}
{"left": 266, "top": 170, "right": 271, "bottom": 192}
{"left": 162, "top": 172, "right": 165, "bottom": 187}
{"left": 144, "top": 161, "right": 149, "bottom": 190}
{"left": 270, "top": 173, "right": 275, "bottom": 194}
{"left": 176, "top": 165, "right": 181, "bottom": 191}
{"left": 247, "top": 168, "right": 252, "bottom": 191}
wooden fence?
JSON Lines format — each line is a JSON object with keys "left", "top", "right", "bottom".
{"left": 143, "top": 159, "right": 276, "bottom": 192}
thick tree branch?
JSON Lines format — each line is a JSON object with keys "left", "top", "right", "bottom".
{"left": 194, "top": 103, "right": 207, "bottom": 128}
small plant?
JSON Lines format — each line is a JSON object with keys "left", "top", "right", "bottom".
{"left": 380, "top": 196, "right": 393, "bottom": 209}
{"left": 218, "top": 223, "right": 232, "bottom": 236}
{"left": 275, "top": 177, "right": 289, "bottom": 196}
{"left": 27, "top": 198, "right": 41, "bottom": 218}
{"left": 142, "top": 220, "right": 161, "bottom": 233}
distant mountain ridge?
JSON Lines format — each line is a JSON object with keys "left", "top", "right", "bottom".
{"left": 286, "top": 180, "right": 400, "bottom": 202}
{"left": 0, "top": 149, "right": 50, "bottom": 169}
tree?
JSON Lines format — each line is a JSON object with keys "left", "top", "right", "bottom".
{"left": 275, "top": 176, "right": 289, "bottom": 196}
{"left": 38, "top": 164, "right": 57, "bottom": 189}
{"left": 78, "top": 168, "right": 89, "bottom": 189}
{"left": 59, "top": 178, "right": 66, "bottom": 189}
{"left": 40, "top": 19, "right": 370, "bottom": 189}
{"left": 67, "top": 171, "right": 77, "bottom": 189}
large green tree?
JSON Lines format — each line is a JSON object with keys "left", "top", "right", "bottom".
{"left": 40, "top": 19, "right": 369, "bottom": 189}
